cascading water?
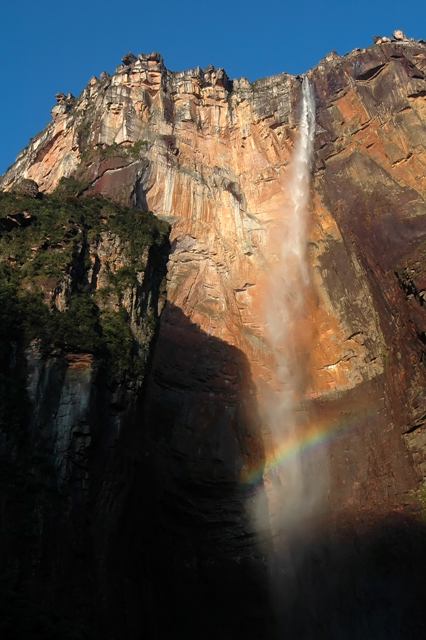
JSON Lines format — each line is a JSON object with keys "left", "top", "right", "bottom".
{"left": 287, "top": 76, "right": 316, "bottom": 284}
{"left": 252, "top": 76, "right": 318, "bottom": 630}
{"left": 264, "top": 76, "right": 315, "bottom": 350}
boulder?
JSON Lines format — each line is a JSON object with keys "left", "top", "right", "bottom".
{"left": 393, "top": 29, "right": 408, "bottom": 40}
{"left": 121, "top": 52, "right": 137, "bottom": 66}
{"left": 373, "top": 35, "right": 392, "bottom": 44}
{"left": 137, "top": 51, "right": 163, "bottom": 64}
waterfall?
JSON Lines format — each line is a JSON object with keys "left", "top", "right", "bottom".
{"left": 252, "top": 77, "right": 317, "bottom": 627}
{"left": 264, "top": 74, "right": 316, "bottom": 525}
{"left": 287, "top": 76, "right": 316, "bottom": 284}
{"left": 262, "top": 76, "right": 315, "bottom": 363}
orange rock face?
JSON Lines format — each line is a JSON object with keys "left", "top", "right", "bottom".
{"left": 4, "top": 40, "right": 426, "bottom": 638}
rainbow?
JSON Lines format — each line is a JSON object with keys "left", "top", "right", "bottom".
{"left": 241, "top": 405, "right": 379, "bottom": 489}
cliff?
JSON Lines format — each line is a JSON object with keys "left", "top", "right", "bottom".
{"left": 2, "top": 31, "right": 426, "bottom": 639}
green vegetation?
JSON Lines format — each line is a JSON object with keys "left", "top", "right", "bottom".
{"left": 53, "top": 175, "right": 92, "bottom": 197}
{"left": 128, "top": 138, "right": 149, "bottom": 158}
{"left": 0, "top": 179, "right": 170, "bottom": 430}
{"left": 96, "top": 139, "right": 150, "bottom": 160}
{"left": 102, "top": 308, "right": 143, "bottom": 378}
{"left": 0, "top": 184, "right": 169, "bottom": 382}
{"left": 78, "top": 135, "right": 150, "bottom": 164}
{"left": 0, "top": 184, "right": 169, "bottom": 638}
{"left": 414, "top": 484, "right": 426, "bottom": 522}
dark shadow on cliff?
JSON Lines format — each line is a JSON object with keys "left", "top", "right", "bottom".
{"left": 270, "top": 509, "right": 426, "bottom": 640}
{"left": 3, "top": 290, "right": 426, "bottom": 640}
{"left": 102, "top": 302, "right": 272, "bottom": 640}
{"left": 99, "top": 303, "right": 426, "bottom": 640}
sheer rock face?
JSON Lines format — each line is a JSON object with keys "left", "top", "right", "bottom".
{"left": 4, "top": 38, "right": 426, "bottom": 637}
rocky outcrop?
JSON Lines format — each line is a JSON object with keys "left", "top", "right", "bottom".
{"left": 0, "top": 191, "right": 170, "bottom": 637}
{"left": 3, "top": 31, "right": 426, "bottom": 639}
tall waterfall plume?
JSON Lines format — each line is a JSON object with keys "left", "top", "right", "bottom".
{"left": 251, "top": 76, "right": 319, "bottom": 621}
{"left": 263, "top": 75, "right": 316, "bottom": 522}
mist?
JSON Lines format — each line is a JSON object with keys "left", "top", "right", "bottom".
{"left": 249, "top": 77, "right": 328, "bottom": 625}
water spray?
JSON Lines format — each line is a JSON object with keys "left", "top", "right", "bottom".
{"left": 252, "top": 76, "right": 318, "bottom": 627}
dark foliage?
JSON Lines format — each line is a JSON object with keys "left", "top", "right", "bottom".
{"left": 0, "top": 186, "right": 168, "bottom": 638}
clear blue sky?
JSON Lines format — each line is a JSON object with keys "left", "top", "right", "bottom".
{"left": 1, "top": 0, "right": 424, "bottom": 174}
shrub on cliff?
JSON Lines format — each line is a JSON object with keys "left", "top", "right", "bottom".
{"left": 0, "top": 187, "right": 169, "bottom": 638}
{"left": 0, "top": 188, "right": 169, "bottom": 382}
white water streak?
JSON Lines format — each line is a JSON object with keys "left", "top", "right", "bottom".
{"left": 255, "top": 77, "right": 317, "bottom": 553}
{"left": 287, "top": 77, "right": 316, "bottom": 284}
{"left": 257, "top": 74, "right": 317, "bottom": 628}
{"left": 264, "top": 78, "right": 315, "bottom": 364}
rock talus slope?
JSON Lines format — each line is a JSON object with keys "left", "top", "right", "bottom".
{"left": 3, "top": 36, "right": 426, "bottom": 639}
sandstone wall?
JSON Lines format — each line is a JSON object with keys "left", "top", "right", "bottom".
{"left": 3, "top": 38, "right": 426, "bottom": 639}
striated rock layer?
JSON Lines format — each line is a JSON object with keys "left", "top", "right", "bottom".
{"left": 3, "top": 37, "right": 426, "bottom": 639}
